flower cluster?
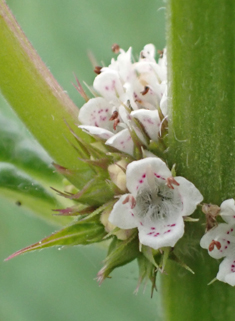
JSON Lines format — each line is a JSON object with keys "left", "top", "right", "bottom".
{"left": 7, "top": 44, "right": 204, "bottom": 293}
{"left": 78, "top": 44, "right": 167, "bottom": 157}
{"left": 200, "top": 199, "right": 235, "bottom": 286}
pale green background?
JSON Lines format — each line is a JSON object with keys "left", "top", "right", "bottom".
{"left": 0, "top": 1, "right": 165, "bottom": 320}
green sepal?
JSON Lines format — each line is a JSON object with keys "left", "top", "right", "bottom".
{"left": 136, "top": 253, "right": 157, "bottom": 297}
{"left": 160, "top": 247, "right": 171, "bottom": 272}
{"left": 169, "top": 252, "right": 195, "bottom": 275}
{"left": 141, "top": 245, "right": 160, "bottom": 269}
{"left": 52, "top": 174, "right": 114, "bottom": 206}
{"left": 5, "top": 217, "right": 107, "bottom": 261}
{"left": 97, "top": 232, "right": 139, "bottom": 284}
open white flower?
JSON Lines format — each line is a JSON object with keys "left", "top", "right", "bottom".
{"left": 200, "top": 199, "right": 235, "bottom": 286}
{"left": 109, "top": 157, "right": 203, "bottom": 250}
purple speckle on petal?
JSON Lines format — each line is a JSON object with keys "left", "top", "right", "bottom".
{"left": 231, "top": 228, "right": 234, "bottom": 232}
{"left": 142, "top": 174, "right": 146, "bottom": 178}
{"left": 154, "top": 233, "right": 160, "bottom": 237}
{"left": 105, "top": 86, "right": 109, "bottom": 90}
{"left": 140, "top": 222, "right": 143, "bottom": 226}
{"left": 171, "top": 224, "right": 176, "bottom": 227}
{"left": 151, "top": 227, "right": 155, "bottom": 230}
{"left": 164, "top": 230, "right": 171, "bottom": 234}
{"left": 139, "top": 180, "right": 143, "bottom": 184}
{"left": 227, "top": 241, "right": 231, "bottom": 244}
{"left": 154, "top": 173, "right": 165, "bottom": 180}
{"left": 148, "top": 232, "right": 154, "bottom": 235}
{"left": 131, "top": 213, "right": 134, "bottom": 217}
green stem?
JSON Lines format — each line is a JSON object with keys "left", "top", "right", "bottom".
{"left": 0, "top": 0, "right": 93, "bottom": 189}
{"left": 161, "top": 1, "right": 235, "bottom": 320}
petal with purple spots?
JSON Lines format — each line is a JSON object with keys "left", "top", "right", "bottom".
{"left": 200, "top": 223, "right": 235, "bottom": 259}
{"left": 126, "top": 157, "right": 172, "bottom": 195}
{"left": 131, "top": 109, "right": 160, "bottom": 142}
{"left": 105, "top": 129, "right": 134, "bottom": 156}
{"left": 108, "top": 194, "right": 137, "bottom": 229}
{"left": 217, "top": 256, "right": 235, "bottom": 286}
{"left": 138, "top": 216, "right": 185, "bottom": 250}
{"left": 78, "top": 97, "right": 114, "bottom": 132}
{"left": 93, "top": 70, "right": 124, "bottom": 104}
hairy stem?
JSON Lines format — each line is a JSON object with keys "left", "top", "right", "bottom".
{"left": 161, "top": 1, "right": 235, "bottom": 320}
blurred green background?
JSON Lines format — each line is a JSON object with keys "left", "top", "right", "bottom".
{"left": 0, "top": 1, "right": 165, "bottom": 320}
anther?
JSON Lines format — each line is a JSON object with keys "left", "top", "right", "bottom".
{"left": 94, "top": 66, "right": 102, "bottom": 75}
{"left": 112, "top": 43, "right": 120, "bottom": 54}
{"left": 109, "top": 110, "right": 120, "bottom": 130}
{"left": 122, "top": 195, "right": 136, "bottom": 209}
{"left": 141, "top": 86, "right": 150, "bottom": 96}
{"left": 166, "top": 177, "right": 180, "bottom": 189}
{"left": 209, "top": 240, "right": 221, "bottom": 252}
{"left": 157, "top": 50, "right": 164, "bottom": 58}
{"left": 109, "top": 110, "right": 119, "bottom": 121}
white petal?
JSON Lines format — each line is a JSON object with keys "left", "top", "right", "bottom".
{"left": 140, "top": 44, "right": 156, "bottom": 62}
{"left": 138, "top": 216, "right": 184, "bottom": 250}
{"left": 78, "top": 125, "right": 114, "bottom": 140}
{"left": 93, "top": 70, "right": 124, "bottom": 103}
{"left": 200, "top": 223, "right": 235, "bottom": 259}
{"left": 217, "top": 257, "right": 235, "bottom": 286}
{"left": 105, "top": 129, "right": 134, "bottom": 156}
{"left": 131, "top": 109, "right": 160, "bottom": 142}
{"left": 220, "top": 199, "right": 235, "bottom": 224}
{"left": 78, "top": 97, "right": 114, "bottom": 132}
{"left": 109, "top": 47, "right": 133, "bottom": 83}
{"left": 126, "top": 157, "right": 172, "bottom": 195}
{"left": 175, "top": 177, "right": 203, "bottom": 217}
{"left": 108, "top": 194, "right": 137, "bottom": 229}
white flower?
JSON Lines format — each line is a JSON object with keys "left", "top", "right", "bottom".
{"left": 200, "top": 199, "right": 235, "bottom": 286}
{"left": 109, "top": 157, "right": 203, "bottom": 250}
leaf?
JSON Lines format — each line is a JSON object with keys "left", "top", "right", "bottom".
{"left": 5, "top": 219, "right": 106, "bottom": 260}
{"left": 0, "top": 112, "right": 61, "bottom": 184}
{"left": 0, "top": 162, "right": 71, "bottom": 225}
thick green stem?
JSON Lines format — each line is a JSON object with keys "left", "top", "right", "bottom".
{"left": 161, "top": 1, "right": 235, "bottom": 320}
{"left": 0, "top": 1, "right": 93, "bottom": 189}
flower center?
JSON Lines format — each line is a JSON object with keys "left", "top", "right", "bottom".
{"left": 134, "top": 179, "right": 182, "bottom": 223}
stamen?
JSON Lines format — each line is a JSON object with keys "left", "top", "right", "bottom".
{"left": 141, "top": 86, "right": 150, "bottom": 96}
{"left": 166, "top": 177, "right": 180, "bottom": 189}
{"left": 109, "top": 110, "right": 120, "bottom": 130}
{"left": 157, "top": 49, "right": 164, "bottom": 58}
{"left": 94, "top": 66, "right": 102, "bottom": 75}
{"left": 122, "top": 195, "right": 136, "bottom": 209}
{"left": 209, "top": 240, "right": 221, "bottom": 252}
{"left": 112, "top": 43, "right": 120, "bottom": 54}
{"left": 113, "top": 118, "right": 120, "bottom": 130}
{"left": 109, "top": 110, "right": 119, "bottom": 121}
